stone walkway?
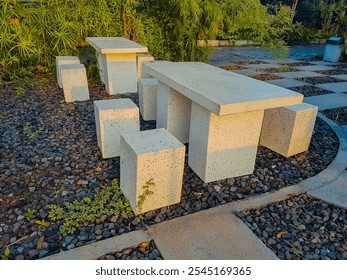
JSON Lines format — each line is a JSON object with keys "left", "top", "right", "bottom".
{"left": 45, "top": 46, "right": 347, "bottom": 260}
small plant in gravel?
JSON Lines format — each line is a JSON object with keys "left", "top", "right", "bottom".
{"left": 35, "top": 219, "right": 50, "bottom": 230}
{"left": 48, "top": 179, "right": 133, "bottom": 236}
{"left": 26, "top": 208, "right": 35, "bottom": 219}
{"left": 23, "top": 122, "right": 42, "bottom": 140}
{"left": 1, "top": 247, "right": 10, "bottom": 260}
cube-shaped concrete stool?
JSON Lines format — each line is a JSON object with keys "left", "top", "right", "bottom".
{"left": 120, "top": 128, "right": 185, "bottom": 214}
{"left": 60, "top": 64, "right": 90, "bottom": 103}
{"left": 188, "top": 102, "right": 265, "bottom": 183}
{"left": 138, "top": 78, "right": 158, "bottom": 121}
{"left": 260, "top": 103, "right": 318, "bottom": 157}
{"left": 137, "top": 54, "right": 154, "bottom": 80}
{"left": 94, "top": 99, "right": 140, "bottom": 159}
{"left": 156, "top": 81, "right": 192, "bottom": 144}
{"left": 56, "top": 56, "right": 80, "bottom": 88}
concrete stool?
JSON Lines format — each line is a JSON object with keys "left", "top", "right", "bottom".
{"left": 60, "top": 64, "right": 90, "bottom": 103}
{"left": 138, "top": 78, "right": 158, "bottom": 121}
{"left": 120, "top": 128, "right": 185, "bottom": 214}
{"left": 56, "top": 56, "right": 80, "bottom": 88}
{"left": 94, "top": 98, "right": 139, "bottom": 159}
{"left": 137, "top": 54, "right": 154, "bottom": 80}
{"left": 260, "top": 103, "right": 318, "bottom": 157}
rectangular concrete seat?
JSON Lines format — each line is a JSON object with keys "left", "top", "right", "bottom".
{"left": 120, "top": 128, "right": 185, "bottom": 214}
{"left": 94, "top": 98, "right": 140, "bottom": 159}
{"left": 56, "top": 56, "right": 80, "bottom": 88}
{"left": 260, "top": 102, "right": 318, "bottom": 157}
{"left": 138, "top": 78, "right": 158, "bottom": 121}
{"left": 60, "top": 64, "right": 90, "bottom": 103}
{"left": 136, "top": 54, "right": 154, "bottom": 80}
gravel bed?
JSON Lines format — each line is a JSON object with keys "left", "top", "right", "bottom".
{"left": 332, "top": 63, "right": 347, "bottom": 69}
{"left": 237, "top": 194, "right": 347, "bottom": 260}
{"left": 258, "top": 67, "right": 296, "bottom": 73}
{"left": 285, "top": 62, "right": 312, "bottom": 67}
{"left": 230, "top": 60, "right": 266, "bottom": 65}
{"left": 296, "top": 76, "right": 345, "bottom": 85}
{"left": 98, "top": 240, "right": 163, "bottom": 260}
{"left": 220, "top": 64, "right": 246, "bottom": 71}
{"left": 0, "top": 78, "right": 339, "bottom": 260}
{"left": 321, "top": 107, "right": 347, "bottom": 126}
{"left": 248, "top": 73, "right": 284, "bottom": 81}
{"left": 288, "top": 85, "right": 334, "bottom": 97}
{"left": 314, "top": 69, "right": 347, "bottom": 75}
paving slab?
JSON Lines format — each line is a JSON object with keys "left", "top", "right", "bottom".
{"left": 308, "top": 60, "right": 340, "bottom": 66}
{"left": 308, "top": 171, "right": 347, "bottom": 210}
{"left": 315, "top": 82, "right": 347, "bottom": 92}
{"left": 244, "top": 63, "right": 281, "bottom": 69}
{"left": 266, "top": 78, "right": 310, "bottom": 88}
{"left": 293, "top": 65, "right": 336, "bottom": 71}
{"left": 232, "top": 69, "right": 266, "bottom": 76}
{"left": 331, "top": 74, "right": 347, "bottom": 81}
{"left": 147, "top": 209, "right": 278, "bottom": 260}
{"left": 304, "top": 93, "right": 347, "bottom": 110}
{"left": 43, "top": 230, "right": 149, "bottom": 260}
{"left": 274, "top": 71, "right": 325, "bottom": 79}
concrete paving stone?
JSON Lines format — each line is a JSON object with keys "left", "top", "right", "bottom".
{"left": 266, "top": 78, "right": 310, "bottom": 88}
{"left": 244, "top": 63, "right": 281, "bottom": 69}
{"left": 308, "top": 60, "right": 340, "bottom": 66}
{"left": 261, "top": 58, "right": 302, "bottom": 64}
{"left": 315, "top": 82, "right": 347, "bottom": 92}
{"left": 308, "top": 171, "right": 347, "bottom": 210}
{"left": 331, "top": 74, "right": 347, "bottom": 81}
{"left": 293, "top": 65, "right": 336, "bottom": 71}
{"left": 304, "top": 93, "right": 347, "bottom": 110}
{"left": 148, "top": 210, "right": 278, "bottom": 260}
{"left": 232, "top": 69, "right": 266, "bottom": 76}
{"left": 274, "top": 71, "right": 326, "bottom": 79}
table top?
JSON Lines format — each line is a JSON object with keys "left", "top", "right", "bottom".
{"left": 86, "top": 37, "right": 148, "bottom": 54}
{"left": 143, "top": 62, "right": 304, "bottom": 115}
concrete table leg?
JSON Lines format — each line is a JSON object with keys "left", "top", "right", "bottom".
{"left": 156, "top": 81, "right": 192, "bottom": 144}
{"left": 188, "top": 102, "right": 264, "bottom": 183}
{"left": 96, "top": 52, "right": 137, "bottom": 95}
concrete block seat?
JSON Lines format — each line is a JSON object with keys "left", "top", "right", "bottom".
{"left": 120, "top": 128, "right": 185, "bottom": 214}
{"left": 142, "top": 61, "right": 303, "bottom": 183}
{"left": 56, "top": 56, "right": 80, "bottom": 88}
{"left": 260, "top": 102, "right": 318, "bottom": 157}
{"left": 94, "top": 99, "right": 139, "bottom": 159}
{"left": 136, "top": 54, "right": 154, "bottom": 80}
{"left": 138, "top": 78, "right": 158, "bottom": 121}
{"left": 60, "top": 64, "right": 90, "bottom": 103}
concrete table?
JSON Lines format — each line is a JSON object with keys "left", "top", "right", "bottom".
{"left": 143, "top": 62, "right": 304, "bottom": 183}
{"left": 86, "top": 37, "right": 148, "bottom": 95}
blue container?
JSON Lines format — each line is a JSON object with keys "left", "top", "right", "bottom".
{"left": 323, "top": 37, "right": 344, "bottom": 62}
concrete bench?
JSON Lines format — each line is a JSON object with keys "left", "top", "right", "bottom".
{"left": 120, "top": 128, "right": 185, "bottom": 214}
{"left": 138, "top": 78, "right": 158, "bottom": 121}
{"left": 260, "top": 103, "right": 318, "bottom": 157}
{"left": 143, "top": 61, "right": 304, "bottom": 182}
{"left": 56, "top": 56, "right": 80, "bottom": 88}
{"left": 60, "top": 64, "right": 90, "bottom": 103}
{"left": 94, "top": 99, "right": 139, "bottom": 158}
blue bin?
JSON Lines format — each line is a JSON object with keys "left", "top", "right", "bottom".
{"left": 323, "top": 37, "right": 344, "bottom": 62}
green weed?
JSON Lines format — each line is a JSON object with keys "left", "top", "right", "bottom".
{"left": 48, "top": 179, "right": 133, "bottom": 236}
